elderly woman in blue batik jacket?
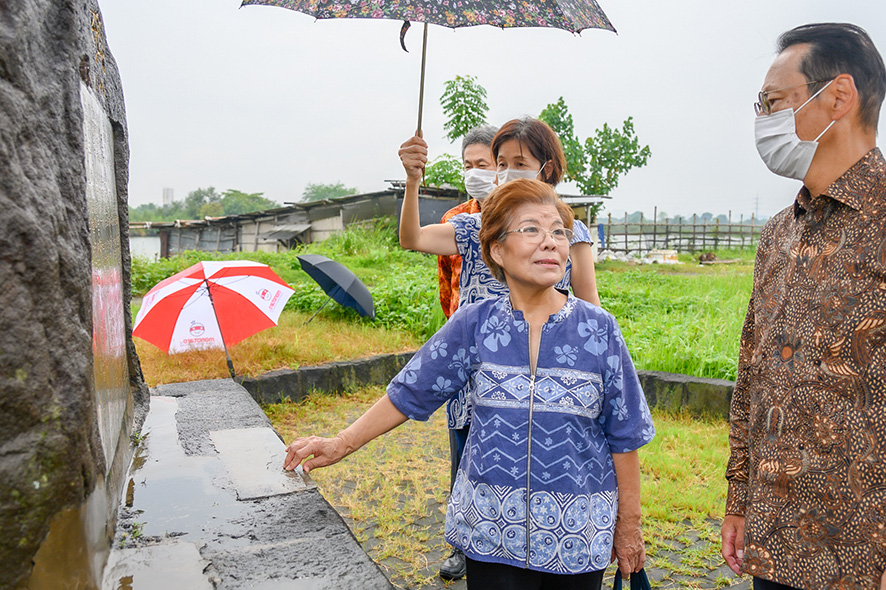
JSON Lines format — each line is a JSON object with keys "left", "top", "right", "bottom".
{"left": 284, "top": 179, "right": 654, "bottom": 589}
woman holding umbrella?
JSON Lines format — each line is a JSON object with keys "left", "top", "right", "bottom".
{"left": 397, "top": 116, "right": 600, "bottom": 307}
{"left": 284, "top": 179, "right": 652, "bottom": 588}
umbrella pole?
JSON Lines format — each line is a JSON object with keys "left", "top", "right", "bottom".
{"left": 205, "top": 280, "right": 237, "bottom": 379}
{"left": 415, "top": 21, "right": 428, "bottom": 136}
{"left": 305, "top": 295, "right": 333, "bottom": 325}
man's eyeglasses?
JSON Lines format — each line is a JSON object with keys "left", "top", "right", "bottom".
{"left": 754, "top": 79, "right": 833, "bottom": 115}
{"left": 503, "top": 225, "right": 574, "bottom": 244}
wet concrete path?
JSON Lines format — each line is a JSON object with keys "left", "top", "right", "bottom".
{"left": 104, "top": 379, "right": 391, "bottom": 590}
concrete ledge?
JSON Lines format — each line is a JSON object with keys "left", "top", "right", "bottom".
{"left": 238, "top": 352, "right": 416, "bottom": 405}
{"left": 637, "top": 370, "right": 734, "bottom": 419}
{"left": 240, "top": 353, "right": 736, "bottom": 419}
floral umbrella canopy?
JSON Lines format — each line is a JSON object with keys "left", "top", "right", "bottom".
{"left": 240, "top": 0, "right": 615, "bottom": 132}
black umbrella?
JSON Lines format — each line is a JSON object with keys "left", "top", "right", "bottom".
{"left": 297, "top": 254, "right": 375, "bottom": 322}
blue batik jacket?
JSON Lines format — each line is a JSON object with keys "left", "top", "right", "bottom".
{"left": 445, "top": 214, "right": 594, "bottom": 430}
{"left": 387, "top": 294, "right": 655, "bottom": 575}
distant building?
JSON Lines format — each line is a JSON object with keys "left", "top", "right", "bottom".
{"left": 129, "top": 182, "right": 606, "bottom": 258}
{"left": 162, "top": 187, "right": 174, "bottom": 207}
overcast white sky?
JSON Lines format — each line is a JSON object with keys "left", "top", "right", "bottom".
{"left": 99, "top": 0, "right": 886, "bottom": 220}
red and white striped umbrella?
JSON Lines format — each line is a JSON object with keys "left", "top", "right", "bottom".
{"left": 133, "top": 261, "right": 294, "bottom": 362}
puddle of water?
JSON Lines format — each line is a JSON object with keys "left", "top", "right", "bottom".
{"left": 102, "top": 542, "right": 212, "bottom": 590}
{"left": 124, "top": 396, "right": 246, "bottom": 540}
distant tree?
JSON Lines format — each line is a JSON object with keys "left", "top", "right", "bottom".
{"left": 220, "top": 190, "right": 278, "bottom": 215}
{"left": 129, "top": 202, "right": 167, "bottom": 222}
{"left": 200, "top": 201, "right": 225, "bottom": 218}
{"left": 423, "top": 154, "right": 465, "bottom": 192}
{"left": 440, "top": 75, "right": 489, "bottom": 143}
{"left": 657, "top": 211, "right": 669, "bottom": 223}
{"left": 583, "top": 117, "right": 651, "bottom": 196}
{"left": 128, "top": 186, "right": 276, "bottom": 221}
{"left": 301, "top": 182, "right": 358, "bottom": 202}
{"left": 701, "top": 212, "right": 714, "bottom": 222}
{"left": 540, "top": 98, "right": 651, "bottom": 221}
{"left": 183, "top": 186, "right": 221, "bottom": 218}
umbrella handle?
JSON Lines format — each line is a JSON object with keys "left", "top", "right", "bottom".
{"left": 305, "top": 294, "right": 333, "bottom": 325}
{"left": 204, "top": 278, "right": 237, "bottom": 380}
{"left": 415, "top": 21, "right": 428, "bottom": 136}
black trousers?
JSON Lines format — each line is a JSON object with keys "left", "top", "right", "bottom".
{"left": 753, "top": 577, "right": 804, "bottom": 590}
{"left": 465, "top": 557, "right": 604, "bottom": 590}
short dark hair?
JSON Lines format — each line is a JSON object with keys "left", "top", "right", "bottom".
{"left": 461, "top": 125, "right": 498, "bottom": 160}
{"left": 479, "top": 179, "right": 574, "bottom": 283}
{"left": 778, "top": 23, "right": 886, "bottom": 130}
{"left": 491, "top": 117, "right": 567, "bottom": 187}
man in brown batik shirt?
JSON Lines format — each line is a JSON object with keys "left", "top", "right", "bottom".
{"left": 722, "top": 24, "right": 886, "bottom": 590}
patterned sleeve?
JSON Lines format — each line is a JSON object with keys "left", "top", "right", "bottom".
{"left": 387, "top": 304, "right": 478, "bottom": 422}
{"left": 597, "top": 314, "right": 655, "bottom": 453}
{"left": 570, "top": 219, "right": 593, "bottom": 247}
{"left": 724, "top": 295, "right": 754, "bottom": 515}
{"left": 448, "top": 213, "right": 478, "bottom": 258}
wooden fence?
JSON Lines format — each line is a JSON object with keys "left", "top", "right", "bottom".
{"left": 598, "top": 209, "right": 763, "bottom": 254}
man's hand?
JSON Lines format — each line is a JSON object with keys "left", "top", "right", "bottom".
{"left": 721, "top": 514, "right": 746, "bottom": 575}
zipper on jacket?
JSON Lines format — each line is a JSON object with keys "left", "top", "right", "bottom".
{"left": 524, "top": 318, "right": 539, "bottom": 568}
{"left": 524, "top": 371, "right": 536, "bottom": 568}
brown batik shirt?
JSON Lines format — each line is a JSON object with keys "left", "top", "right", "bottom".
{"left": 726, "top": 148, "right": 886, "bottom": 589}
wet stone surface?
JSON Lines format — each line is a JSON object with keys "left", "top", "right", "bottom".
{"left": 107, "top": 380, "right": 391, "bottom": 590}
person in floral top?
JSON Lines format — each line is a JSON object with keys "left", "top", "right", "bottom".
{"left": 401, "top": 118, "right": 602, "bottom": 581}
{"left": 284, "top": 179, "right": 653, "bottom": 589}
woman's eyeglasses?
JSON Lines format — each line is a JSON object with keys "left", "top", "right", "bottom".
{"left": 503, "top": 225, "right": 573, "bottom": 244}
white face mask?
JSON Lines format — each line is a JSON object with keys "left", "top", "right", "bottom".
{"left": 463, "top": 168, "right": 497, "bottom": 201}
{"left": 754, "top": 80, "right": 835, "bottom": 181}
{"left": 496, "top": 160, "right": 548, "bottom": 185}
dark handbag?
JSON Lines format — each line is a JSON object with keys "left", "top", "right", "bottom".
{"left": 613, "top": 568, "right": 651, "bottom": 590}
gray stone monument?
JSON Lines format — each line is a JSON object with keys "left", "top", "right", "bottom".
{"left": 0, "top": 1, "right": 149, "bottom": 587}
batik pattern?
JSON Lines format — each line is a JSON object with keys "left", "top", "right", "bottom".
{"left": 388, "top": 294, "right": 654, "bottom": 574}
{"left": 725, "top": 149, "right": 886, "bottom": 589}
{"left": 446, "top": 212, "right": 593, "bottom": 430}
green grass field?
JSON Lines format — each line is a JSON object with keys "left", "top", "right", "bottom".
{"left": 132, "top": 219, "right": 755, "bottom": 385}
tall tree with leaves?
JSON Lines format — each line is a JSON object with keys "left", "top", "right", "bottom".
{"left": 540, "top": 98, "right": 651, "bottom": 220}
{"left": 440, "top": 75, "right": 489, "bottom": 143}
{"left": 220, "top": 190, "right": 278, "bottom": 215}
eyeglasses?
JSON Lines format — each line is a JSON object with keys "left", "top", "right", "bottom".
{"left": 503, "top": 225, "right": 573, "bottom": 244}
{"left": 754, "top": 79, "right": 833, "bottom": 115}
